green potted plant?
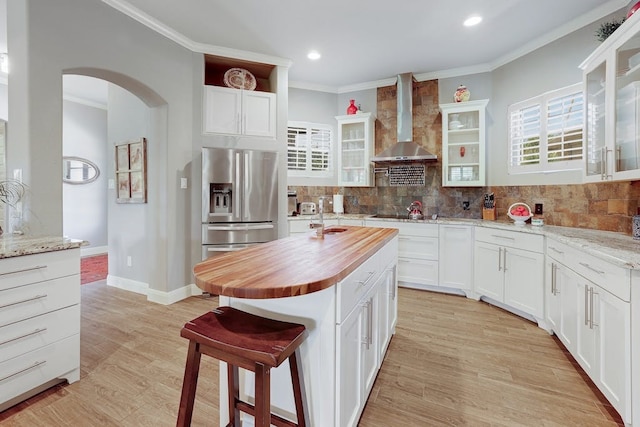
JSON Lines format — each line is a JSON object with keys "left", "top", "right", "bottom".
{"left": 595, "top": 17, "right": 626, "bottom": 42}
{"left": 0, "top": 179, "right": 26, "bottom": 236}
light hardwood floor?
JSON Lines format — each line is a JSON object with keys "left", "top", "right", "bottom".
{"left": 1, "top": 281, "right": 623, "bottom": 426}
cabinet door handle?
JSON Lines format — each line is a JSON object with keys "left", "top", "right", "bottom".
{"left": 503, "top": 248, "right": 508, "bottom": 272}
{"left": 491, "top": 235, "right": 515, "bottom": 240}
{"left": 0, "top": 265, "right": 47, "bottom": 277}
{"left": 578, "top": 262, "right": 605, "bottom": 275}
{"left": 237, "top": 112, "right": 241, "bottom": 133}
{"left": 0, "top": 327, "right": 48, "bottom": 347}
{"left": 498, "top": 247, "right": 502, "bottom": 271}
{"left": 0, "top": 294, "right": 48, "bottom": 310}
{"left": 368, "top": 299, "right": 373, "bottom": 346}
{"left": 551, "top": 262, "right": 556, "bottom": 295}
{"left": 584, "top": 285, "right": 589, "bottom": 326}
{"left": 0, "top": 360, "right": 46, "bottom": 383}
{"left": 589, "top": 287, "right": 598, "bottom": 330}
{"left": 361, "top": 301, "right": 370, "bottom": 350}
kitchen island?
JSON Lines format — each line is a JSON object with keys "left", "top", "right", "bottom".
{"left": 0, "top": 235, "right": 85, "bottom": 412}
{"left": 193, "top": 225, "right": 399, "bottom": 427}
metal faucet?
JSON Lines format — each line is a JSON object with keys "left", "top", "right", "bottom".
{"left": 309, "top": 196, "right": 331, "bottom": 238}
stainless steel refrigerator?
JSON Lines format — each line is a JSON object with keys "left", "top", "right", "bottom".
{"left": 201, "top": 147, "right": 278, "bottom": 260}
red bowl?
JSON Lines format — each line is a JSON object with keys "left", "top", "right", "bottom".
{"left": 628, "top": 1, "right": 640, "bottom": 19}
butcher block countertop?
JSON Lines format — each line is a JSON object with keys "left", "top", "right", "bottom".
{"left": 193, "top": 225, "right": 398, "bottom": 299}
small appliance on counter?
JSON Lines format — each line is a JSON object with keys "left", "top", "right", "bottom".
{"left": 300, "top": 202, "right": 316, "bottom": 215}
{"left": 288, "top": 191, "right": 298, "bottom": 216}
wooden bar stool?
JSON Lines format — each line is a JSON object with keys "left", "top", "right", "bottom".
{"left": 177, "top": 306, "right": 308, "bottom": 427}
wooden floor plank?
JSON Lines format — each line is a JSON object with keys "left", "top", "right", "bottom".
{"left": 0, "top": 282, "right": 623, "bottom": 426}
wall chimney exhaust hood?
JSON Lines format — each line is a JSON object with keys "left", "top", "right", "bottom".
{"left": 371, "top": 73, "right": 437, "bottom": 163}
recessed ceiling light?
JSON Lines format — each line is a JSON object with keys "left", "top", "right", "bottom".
{"left": 307, "top": 50, "right": 321, "bottom": 60}
{"left": 463, "top": 16, "right": 482, "bottom": 27}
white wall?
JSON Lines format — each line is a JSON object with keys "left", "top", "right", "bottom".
{"left": 7, "top": 0, "right": 195, "bottom": 295}
{"left": 62, "top": 99, "right": 107, "bottom": 248}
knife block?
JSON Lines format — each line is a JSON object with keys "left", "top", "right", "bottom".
{"left": 482, "top": 207, "right": 496, "bottom": 221}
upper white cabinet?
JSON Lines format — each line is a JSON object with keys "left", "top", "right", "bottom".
{"left": 203, "top": 86, "right": 276, "bottom": 138}
{"left": 582, "top": 14, "right": 640, "bottom": 182}
{"left": 439, "top": 99, "right": 488, "bottom": 187}
{"left": 336, "top": 113, "right": 376, "bottom": 187}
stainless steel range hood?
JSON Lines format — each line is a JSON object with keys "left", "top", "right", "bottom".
{"left": 371, "top": 73, "right": 438, "bottom": 163}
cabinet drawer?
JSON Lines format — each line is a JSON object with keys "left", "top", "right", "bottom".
{"left": 0, "top": 305, "right": 80, "bottom": 362}
{"left": 337, "top": 253, "right": 380, "bottom": 323}
{"left": 0, "top": 249, "right": 80, "bottom": 292}
{"left": 475, "top": 227, "right": 543, "bottom": 253}
{"left": 0, "top": 276, "right": 80, "bottom": 328}
{"left": 398, "top": 257, "right": 439, "bottom": 286}
{"left": 0, "top": 334, "right": 79, "bottom": 405}
{"left": 399, "top": 236, "right": 438, "bottom": 260}
{"left": 546, "top": 238, "right": 630, "bottom": 302}
{"left": 398, "top": 223, "right": 438, "bottom": 238}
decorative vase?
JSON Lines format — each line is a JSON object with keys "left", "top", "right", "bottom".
{"left": 347, "top": 99, "right": 357, "bottom": 115}
{"left": 454, "top": 85, "right": 470, "bottom": 102}
{"left": 628, "top": 1, "right": 640, "bottom": 18}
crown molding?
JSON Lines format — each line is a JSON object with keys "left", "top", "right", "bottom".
{"left": 101, "top": 0, "right": 291, "bottom": 67}
{"left": 102, "top": 0, "right": 629, "bottom": 93}
{"left": 63, "top": 94, "right": 108, "bottom": 110}
{"left": 490, "top": 0, "right": 629, "bottom": 70}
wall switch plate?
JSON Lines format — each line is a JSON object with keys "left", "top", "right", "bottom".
{"left": 180, "top": 177, "right": 188, "bottom": 189}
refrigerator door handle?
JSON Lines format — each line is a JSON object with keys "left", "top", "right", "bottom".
{"left": 234, "top": 153, "right": 242, "bottom": 221}
{"left": 244, "top": 152, "right": 249, "bottom": 221}
{"left": 206, "top": 224, "right": 274, "bottom": 231}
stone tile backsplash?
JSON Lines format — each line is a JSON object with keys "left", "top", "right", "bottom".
{"left": 290, "top": 79, "right": 640, "bottom": 235}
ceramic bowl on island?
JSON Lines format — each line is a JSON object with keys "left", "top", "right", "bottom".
{"left": 507, "top": 202, "right": 532, "bottom": 225}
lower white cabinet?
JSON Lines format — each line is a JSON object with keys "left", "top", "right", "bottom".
{"left": 546, "top": 238, "right": 631, "bottom": 424}
{"left": 439, "top": 224, "right": 473, "bottom": 292}
{"left": 366, "top": 220, "right": 438, "bottom": 289}
{"left": 0, "top": 248, "right": 81, "bottom": 412}
{"left": 474, "top": 227, "right": 544, "bottom": 321}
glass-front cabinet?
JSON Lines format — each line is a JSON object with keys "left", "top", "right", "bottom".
{"left": 336, "top": 112, "right": 375, "bottom": 187}
{"left": 439, "top": 99, "right": 488, "bottom": 187}
{"left": 582, "top": 13, "right": 640, "bottom": 182}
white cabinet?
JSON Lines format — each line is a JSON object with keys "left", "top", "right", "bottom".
{"left": 439, "top": 99, "right": 488, "bottom": 187}
{"left": 581, "top": 15, "right": 640, "bottom": 182}
{"left": 365, "top": 220, "right": 438, "bottom": 289}
{"left": 335, "top": 235, "right": 397, "bottom": 427}
{"left": 474, "top": 227, "right": 544, "bottom": 321}
{"left": 545, "top": 238, "right": 632, "bottom": 424}
{"left": 203, "top": 86, "right": 276, "bottom": 137}
{"left": 438, "top": 224, "right": 473, "bottom": 293}
{"left": 336, "top": 113, "right": 376, "bottom": 187}
{"left": 0, "top": 249, "right": 81, "bottom": 411}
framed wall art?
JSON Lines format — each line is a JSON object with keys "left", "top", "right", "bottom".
{"left": 115, "top": 137, "right": 147, "bottom": 203}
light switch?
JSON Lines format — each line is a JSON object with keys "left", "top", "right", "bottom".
{"left": 180, "top": 177, "right": 188, "bottom": 189}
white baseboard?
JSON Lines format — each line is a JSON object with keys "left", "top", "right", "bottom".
{"left": 81, "top": 245, "right": 108, "bottom": 257}
{"left": 147, "top": 283, "right": 204, "bottom": 305}
{"left": 106, "top": 276, "right": 204, "bottom": 305}
{"left": 106, "top": 274, "right": 148, "bottom": 295}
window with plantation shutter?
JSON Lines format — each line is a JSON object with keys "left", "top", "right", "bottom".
{"left": 287, "top": 121, "right": 333, "bottom": 177}
{"left": 508, "top": 83, "right": 583, "bottom": 174}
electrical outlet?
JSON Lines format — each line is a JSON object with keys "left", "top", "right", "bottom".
{"left": 462, "top": 201, "right": 470, "bottom": 210}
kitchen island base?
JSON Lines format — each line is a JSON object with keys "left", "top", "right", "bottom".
{"left": 195, "top": 230, "right": 398, "bottom": 427}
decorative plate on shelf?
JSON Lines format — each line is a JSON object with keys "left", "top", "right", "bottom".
{"left": 223, "top": 68, "right": 257, "bottom": 90}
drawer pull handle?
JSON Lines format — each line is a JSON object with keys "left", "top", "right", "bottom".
{"left": 0, "top": 327, "right": 48, "bottom": 346}
{"left": 0, "top": 294, "right": 48, "bottom": 310}
{"left": 0, "top": 265, "right": 47, "bottom": 277}
{"left": 0, "top": 360, "right": 46, "bottom": 383}
{"left": 549, "top": 246, "right": 564, "bottom": 254}
{"left": 491, "top": 235, "right": 515, "bottom": 240}
{"left": 358, "top": 271, "right": 376, "bottom": 286}
{"left": 578, "top": 262, "right": 605, "bottom": 275}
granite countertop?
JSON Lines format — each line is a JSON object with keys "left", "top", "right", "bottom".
{"left": 288, "top": 214, "right": 640, "bottom": 270}
{"left": 0, "top": 234, "right": 87, "bottom": 259}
